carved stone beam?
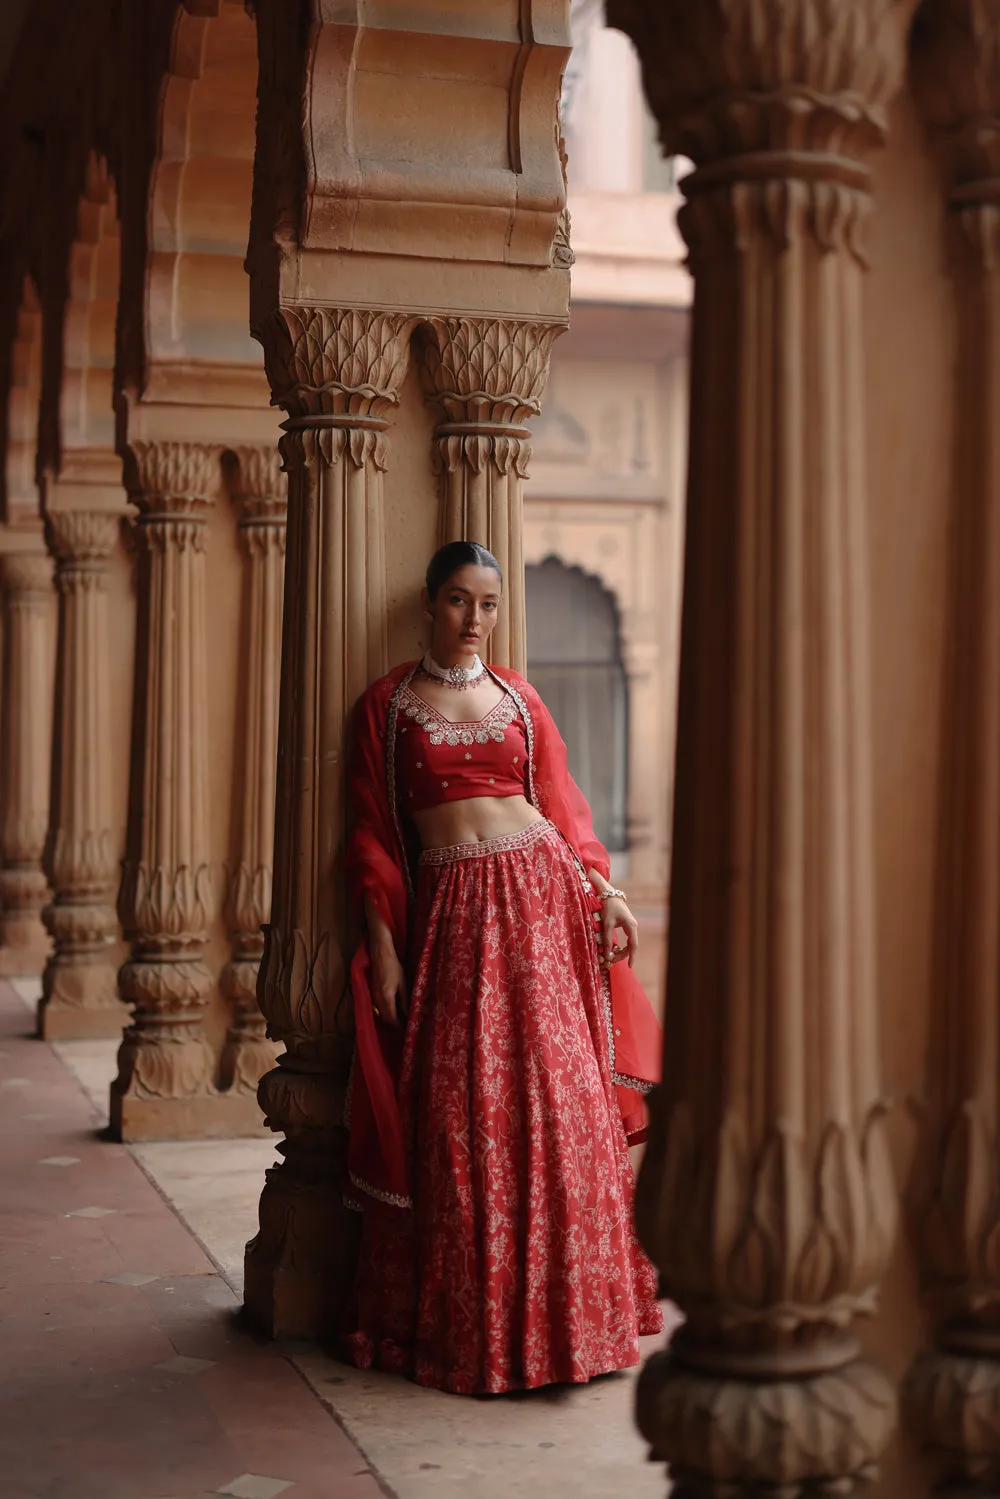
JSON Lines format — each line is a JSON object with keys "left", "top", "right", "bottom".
{"left": 219, "top": 444, "right": 287, "bottom": 1096}
{"left": 38, "top": 510, "right": 128, "bottom": 1039}
{"left": 421, "top": 318, "right": 563, "bottom": 673}
{"left": 904, "top": 5, "right": 1000, "bottom": 1489}
{"left": 606, "top": 0, "right": 916, "bottom": 1493}
{"left": 244, "top": 306, "right": 413, "bottom": 1337}
{"left": 0, "top": 546, "right": 55, "bottom": 976}
{"left": 110, "top": 440, "right": 220, "bottom": 1141}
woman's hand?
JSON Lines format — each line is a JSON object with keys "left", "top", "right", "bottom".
{"left": 599, "top": 895, "right": 638, "bottom": 969}
{"left": 371, "top": 938, "right": 408, "bottom": 1028}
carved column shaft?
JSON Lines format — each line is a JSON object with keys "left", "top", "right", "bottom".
{"left": 38, "top": 510, "right": 127, "bottom": 1037}
{"left": 220, "top": 446, "right": 286, "bottom": 1094}
{"left": 245, "top": 307, "right": 411, "bottom": 1337}
{"left": 110, "top": 441, "right": 218, "bottom": 1140}
{"left": 422, "top": 318, "right": 562, "bottom": 673}
{"left": 0, "top": 550, "right": 55, "bottom": 972}
{"left": 607, "top": 2, "right": 914, "bottom": 1494}
{"left": 905, "top": 7, "right": 1000, "bottom": 1487}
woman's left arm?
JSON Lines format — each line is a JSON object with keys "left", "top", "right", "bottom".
{"left": 510, "top": 675, "right": 638, "bottom": 969}
{"left": 588, "top": 867, "right": 639, "bottom": 969}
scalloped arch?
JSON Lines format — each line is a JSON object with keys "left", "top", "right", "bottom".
{"left": 142, "top": 0, "right": 261, "bottom": 369}
{"left": 56, "top": 153, "right": 121, "bottom": 462}
{"left": 3, "top": 277, "right": 42, "bottom": 523}
{"left": 526, "top": 551, "right": 625, "bottom": 665}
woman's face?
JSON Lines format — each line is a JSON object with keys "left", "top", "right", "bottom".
{"left": 426, "top": 565, "right": 502, "bottom": 660}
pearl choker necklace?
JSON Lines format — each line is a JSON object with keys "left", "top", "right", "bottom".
{"left": 420, "top": 650, "right": 485, "bottom": 690}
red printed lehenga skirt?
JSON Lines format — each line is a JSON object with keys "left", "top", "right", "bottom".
{"left": 345, "top": 819, "right": 662, "bottom": 1395}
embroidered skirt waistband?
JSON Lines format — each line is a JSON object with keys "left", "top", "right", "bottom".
{"left": 418, "top": 819, "right": 554, "bottom": 866}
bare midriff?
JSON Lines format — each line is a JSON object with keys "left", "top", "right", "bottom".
{"left": 410, "top": 793, "right": 545, "bottom": 851}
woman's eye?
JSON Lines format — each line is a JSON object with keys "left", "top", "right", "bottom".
{"left": 483, "top": 602, "right": 496, "bottom": 612}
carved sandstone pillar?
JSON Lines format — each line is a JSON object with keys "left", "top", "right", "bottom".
{"left": 422, "top": 318, "right": 562, "bottom": 673}
{"left": 904, "top": 8, "right": 1000, "bottom": 1488}
{"left": 38, "top": 511, "right": 128, "bottom": 1039}
{"left": 110, "top": 441, "right": 218, "bottom": 1141}
{"left": 0, "top": 547, "right": 54, "bottom": 975}
{"left": 244, "top": 307, "right": 412, "bottom": 1337}
{"left": 606, "top": 2, "right": 914, "bottom": 1493}
{"left": 219, "top": 445, "right": 286, "bottom": 1095}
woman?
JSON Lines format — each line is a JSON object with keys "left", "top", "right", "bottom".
{"left": 344, "top": 540, "right": 663, "bottom": 1395}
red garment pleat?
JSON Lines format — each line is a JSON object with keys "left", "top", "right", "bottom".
{"left": 344, "top": 823, "right": 662, "bottom": 1395}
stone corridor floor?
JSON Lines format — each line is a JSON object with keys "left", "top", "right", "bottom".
{"left": 0, "top": 980, "right": 674, "bottom": 1499}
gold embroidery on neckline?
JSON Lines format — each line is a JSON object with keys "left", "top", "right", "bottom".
{"left": 400, "top": 686, "right": 519, "bottom": 747}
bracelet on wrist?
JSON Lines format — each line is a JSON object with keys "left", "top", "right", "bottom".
{"left": 597, "top": 885, "right": 628, "bottom": 903}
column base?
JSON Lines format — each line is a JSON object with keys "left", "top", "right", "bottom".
{"left": 636, "top": 1346, "right": 895, "bottom": 1498}
{"left": 38, "top": 998, "right": 130, "bottom": 1040}
{"left": 109, "top": 1086, "right": 269, "bottom": 1142}
{"left": 39, "top": 959, "right": 128, "bottom": 1039}
{"left": 243, "top": 1161, "right": 361, "bottom": 1340}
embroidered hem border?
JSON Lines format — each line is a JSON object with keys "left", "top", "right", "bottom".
{"left": 349, "top": 1171, "right": 413, "bottom": 1210}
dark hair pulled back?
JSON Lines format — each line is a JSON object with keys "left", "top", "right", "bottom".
{"left": 425, "top": 541, "right": 503, "bottom": 600}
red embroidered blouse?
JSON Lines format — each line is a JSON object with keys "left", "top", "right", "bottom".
{"left": 395, "top": 684, "right": 528, "bottom": 812}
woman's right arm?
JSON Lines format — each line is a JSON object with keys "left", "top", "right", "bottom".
{"left": 363, "top": 895, "right": 407, "bottom": 1028}
{"left": 347, "top": 679, "right": 411, "bottom": 1030}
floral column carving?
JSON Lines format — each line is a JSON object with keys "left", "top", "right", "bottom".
{"left": 219, "top": 444, "right": 286, "bottom": 1095}
{"left": 421, "top": 318, "right": 562, "bottom": 673}
{"left": 606, "top": 1, "right": 915, "bottom": 1494}
{"left": 110, "top": 440, "right": 219, "bottom": 1141}
{"left": 38, "top": 511, "right": 128, "bottom": 1039}
{"left": 0, "top": 549, "right": 54, "bottom": 975}
{"left": 244, "top": 306, "right": 412, "bottom": 1337}
{"left": 905, "top": 6, "right": 1000, "bottom": 1489}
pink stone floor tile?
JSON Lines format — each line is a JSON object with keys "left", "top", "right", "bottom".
{"left": 0, "top": 981, "right": 384, "bottom": 1499}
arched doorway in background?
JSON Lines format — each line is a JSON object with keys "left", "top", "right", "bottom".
{"left": 525, "top": 555, "right": 629, "bottom": 855}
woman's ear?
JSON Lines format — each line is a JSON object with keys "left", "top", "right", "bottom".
{"left": 420, "top": 585, "right": 432, "bottom": 621}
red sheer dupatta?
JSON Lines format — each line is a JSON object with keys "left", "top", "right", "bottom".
{"left": 344, "top": 662, "right": 663, "bottom": 1205}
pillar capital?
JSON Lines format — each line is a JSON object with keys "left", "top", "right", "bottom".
{"left": 124, "top": 439, "right": 220, "bottom": 512}
{"left": 912, "top": 1, "right": 1000, "bottom": 195}
{"left": 0, "top": 550, "right": 54, "bottom": 598}
{"left": 912, "top": 3, "right": 1000, "bottom": 273}
{"left": 422, "top": 316, "right": 562, "bottom": 415}
{"left": 257, "top": 307, "right": 414, "bottom": 471}
{"left": 611, "top": 0, "right": 917, "bottom": 269}
{"left": 228, "top": 444, "right": 286, "bottom": 525}
{"left": 45, "top": 510, "right": 119, "bottom": 563}
{"left": 421, "top": 316, "right": 562, "bottom": 475}
{"left": 610, "top": 0, "right": 913, "bottom": 166}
